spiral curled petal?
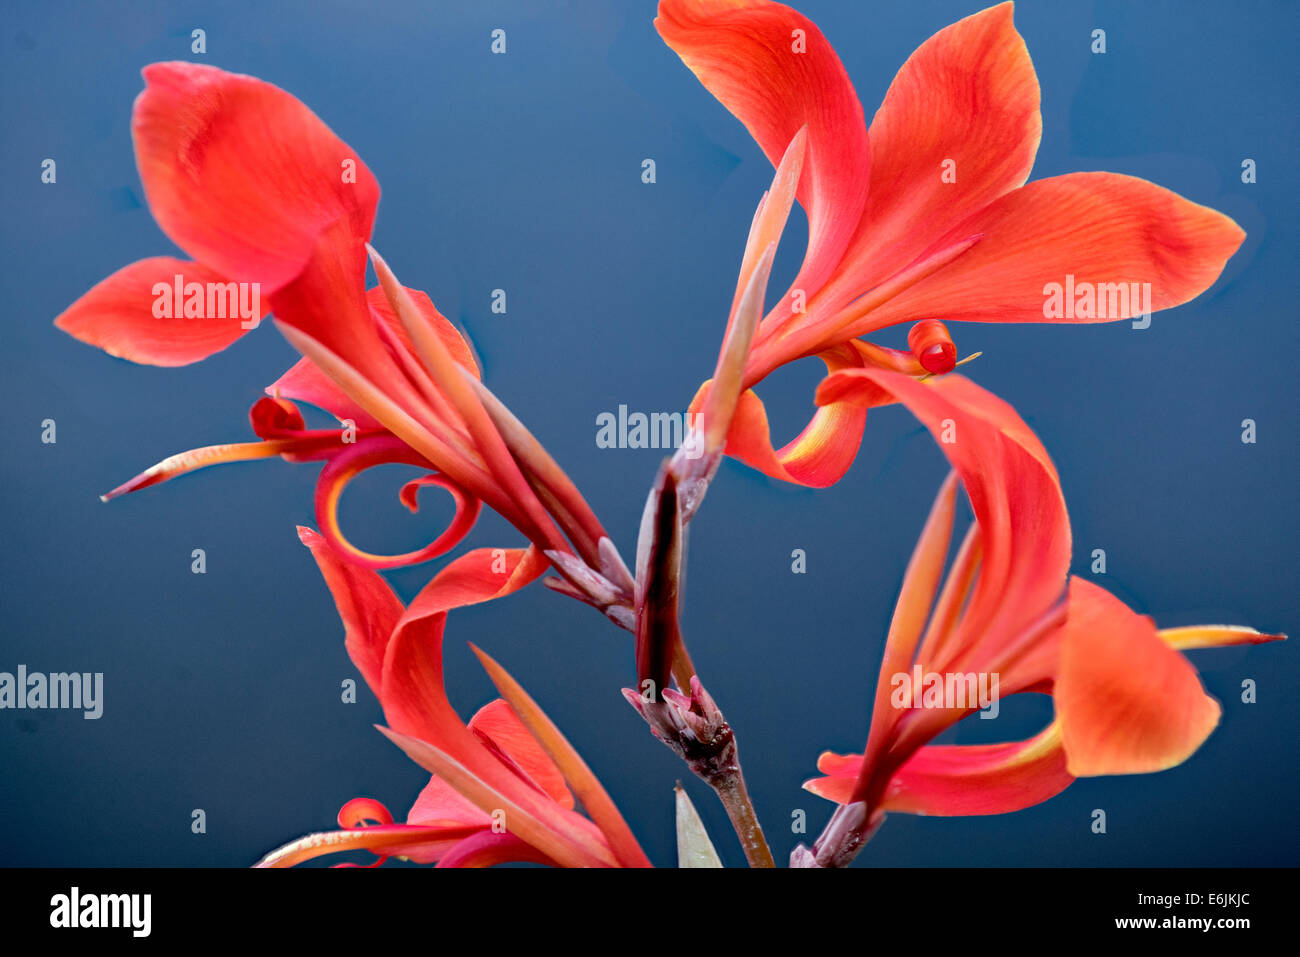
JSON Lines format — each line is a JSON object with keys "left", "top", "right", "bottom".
{"left": 314, "top": 435, "right": 481, "bottom": 569}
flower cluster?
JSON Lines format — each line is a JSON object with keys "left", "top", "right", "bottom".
{"left": 58, "top": 1, "right": 1280, "bottom": 867}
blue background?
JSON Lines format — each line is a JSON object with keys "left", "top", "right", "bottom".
{"left": 2, "top": 0, "right": 1295, "bottom": 867}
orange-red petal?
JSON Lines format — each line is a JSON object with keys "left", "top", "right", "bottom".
{"left": 471, "top": 645, "right": 653, "bottom": 868}
{"left": 298, "top": 526, "right": 405, "bottom": 696}
{"left": 818, "top": 372, "right": 1069, "bottom": 687}
{"left": 854, "top": 172, "right": 1246, "bottom": 335}
{"left": 883, "top": 723, "right": 1072, "bottom": 816}
{"left": 377, "top": 726, "right": 616, "bottom": 868}
{"left": 132, "top": 62, "right": 378, "bottom": 295}
{"left": 656, "top": 0, "right": 870, "bottom": 298}
{"left": 825, "top": 3, "right": 1040, "bottom": 312}
{"left": 467, "top": 699, "right": 575, "bottom": 810}
{"left": 804, "top": 721, "right": 1074, "bottom": 816}
{"left": 1054, "top": 578, "right": 1221, "bottom": 776}
{"left": 375, "top": 546, "right": 546, "bottom": 751}
{"left": 54, "top": 257, "right": 259, "bottom": 366}
{"left": 372, "top": 549, "right": 611, "bottom": 865}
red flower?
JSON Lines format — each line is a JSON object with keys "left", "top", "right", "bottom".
{"left": 658, "top": 1, "right": 1245, "bottom": 487}
{"left": 55, "top": 62, "right": 614, "bottom": 574}
{"left": 793, "top": 370, "right": 1282, "bottom": 866}
{"left": 257, "top": 529, "right": 651, "bottom": 868}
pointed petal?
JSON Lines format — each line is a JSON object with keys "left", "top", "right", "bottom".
{"left": 805, "top": 722, "right": 1074, "bottom": 817}
{"left": 729, "top": 129, "right": 803, "bottom": 325}
{"left": 466, "top": 698, "right": 575, "bottom": 810}
{"left": 801, "top": 773, "right": 855, "bottom": 805}
{"left": 1055, "top": 578, "right": 1221, "bottom": 776}
{"left": 368, "top": 285, "right": 479, "bottom": 380}
{"left": 1159, "top": 625, "right": 1285, "bottom": 651}
{"left": 403, "top": 546, "right": 549, "bottom": 621}
{"left": 132, "top": 62, "right": 378, "bottom": 294}
{"left": 298, "top": 526, "right": 404, "bottom": 696}
{"left": 99, "top": 436, "right": 327, "bottom": 501}
{"left": 858, "top": 473, "right": 958, "bottom": 777}
{"left": 55, "top": 257, "right": 260, "bottom": 366}
{"left": 826, "top": 3, "right": 1040, "bottom": 309}
{"left": 471, "top": 646, "right": 653, "bottom": 868}
{"left": 655, "top": 0, "right": 870, "bottom": 297}
{"left": 855, "top": 172, "right": 1245, "bottom": 334}
{"left": 378, "top": 726, "right": 617, "bottom": 868}
{"left": 703, "top": 242, "right": 777, "bottom": 454}
{"left": 466, "top": 375, "right": 609, "bottom": 564}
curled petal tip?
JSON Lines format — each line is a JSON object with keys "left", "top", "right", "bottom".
{"left": 908, "top": 319, "right": 958, "bottom": 375}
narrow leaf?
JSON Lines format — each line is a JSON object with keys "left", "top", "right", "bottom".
{"left": 675, "top": 784, "right": 722, "bottom": 868}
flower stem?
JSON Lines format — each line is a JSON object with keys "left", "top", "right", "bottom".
{"left": 711, "top": 766, "right": 775, "bottom": 868}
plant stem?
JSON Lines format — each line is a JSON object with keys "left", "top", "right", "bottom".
{"left": 711, "top": 766, "right": 775, "bottom": 868}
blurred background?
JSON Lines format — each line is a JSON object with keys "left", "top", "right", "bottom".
{"left": 2, "top": 0, "right": 1296, "bottom": 867}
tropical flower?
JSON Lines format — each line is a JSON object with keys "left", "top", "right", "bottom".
{"left": 658, "top": 0, "right": 1246, "bottom": 487}
{"left": 791, "top": 369, "right": 1282, "bottom": 867}
{"left": 257, "top": 529, "right": 651, "bottom": 868}
{"left": 55, "top": 61, "right": 622, "bottom": 585}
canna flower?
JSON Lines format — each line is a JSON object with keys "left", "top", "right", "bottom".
{"left": 792, "top": 369, "right": 1282, "bottom": 867}
{"left": 55, "top": 61, "right": 620, "bottom": 583}
{"left": 658, "top": 1, "right": 1245, "bottom": 487}
{"left": 257, "top": 529, "right": 651, "bottom": 868}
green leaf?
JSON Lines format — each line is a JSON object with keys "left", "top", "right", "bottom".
{"left": 675, "top": 784, "right": 723, "bottom": 868}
